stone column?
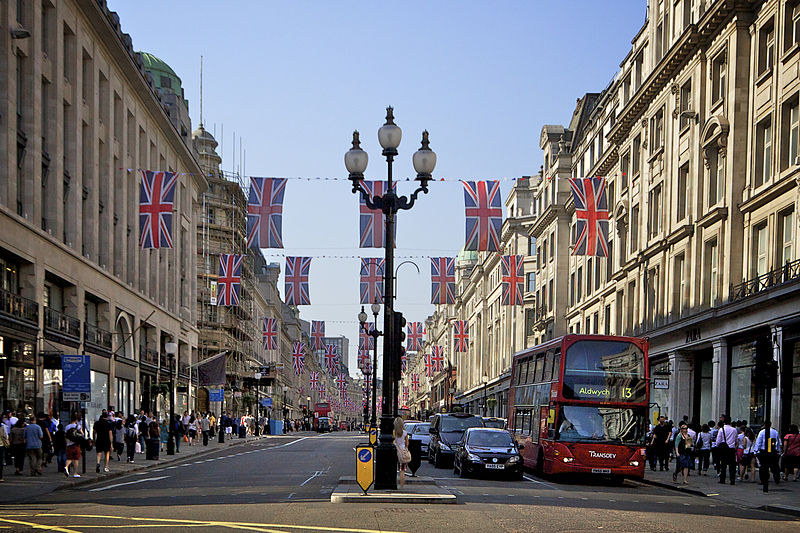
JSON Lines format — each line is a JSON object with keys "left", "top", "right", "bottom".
{"left": 668, "top": 351, "right": 694, "bottom": 421}
{"left": 770, "top": 325, "right": 783, "bottom": 432}
{"left": 711, "top": 339, "right": 728, "bottom": 419}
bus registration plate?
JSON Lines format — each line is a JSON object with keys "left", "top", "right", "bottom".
{"left": 591, "top": 468, "right": 611, "bottom": 474}
{"left": 485, "top": 464, "right": 504, "bottom": 469}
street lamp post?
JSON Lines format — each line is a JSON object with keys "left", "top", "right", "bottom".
{"left": 282, "top": 385, "right": 288, "bottom": 431}
{"left": 254, "top": 372, "right": 262, "bottom": 435}
{"left": 306, "top": 395, "right": 311, "bottom": 431}
{"left": 358, "top": 302, "right": 381, "bottom": 431}
{"left": 347, "top": 107, "right": 436, "bottom": 490}
{"left": 482, "top": 373, "right": 489, "bottom": 417}
{"left": 165, "top": 341, "right": 178, "bottom": 455}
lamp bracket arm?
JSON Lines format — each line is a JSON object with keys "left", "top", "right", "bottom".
{"left": 352, "top": 183, "right": 382, "bottom": 211}
{"left": 398, "top": 186, "right": 429, "bottom": 211}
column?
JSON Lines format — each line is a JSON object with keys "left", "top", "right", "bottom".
{"left": 711, "top": 339, "right": 728, "bottom": 419}
{"left": 770, "top": 325, "right": 782, "bottom": 431}
{"left": 667, "top": 351, "right": 693, "bottom": 421}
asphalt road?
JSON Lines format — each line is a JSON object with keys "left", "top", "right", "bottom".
{"left": 1, "top": 432, "right": 797, "bottom": 532}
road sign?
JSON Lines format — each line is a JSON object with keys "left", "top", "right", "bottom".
{"left": 368, "top": 426, "right": 377, "bottom": 445}
{"left": 275, "top": 362, "right": 285, "bottom": 369}
{"left": 260, "top": 398, "right": 269, "bottom": 407}
{"left": 355, "top": 444, "right": 374, "bottom": 494}
{"left": 62, "top": 355, "right": 91, "bottom": 402}
{"left": 209, "top": 389, "right": 224, "bottom": 402}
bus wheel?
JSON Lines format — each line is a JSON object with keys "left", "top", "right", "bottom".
{"left": 534, "top": 450, "right": 544, "bottom": 477}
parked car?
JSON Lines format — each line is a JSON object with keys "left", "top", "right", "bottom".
{"left": 453, "top": 427, "right": 525, "bottom": 480}
{"left": 428, "top": 412, "right": 484, "bottom": 468}
{"left": 482, "top": 417, "right": 507, "bottom": 429}
{"left": 409, "top": 422, "right": 431, "bottom": 454}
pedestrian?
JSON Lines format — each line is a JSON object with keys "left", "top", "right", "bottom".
{"left": 53, "top": 423, "right": 67, "bottom": 473}
{"left": 10, "top": 418, "right": 26, "bottom": 476}
{"left": 187, "top": 414, "right": 197, "bottom": 446}
{"left": 137, "top": 414, "right": 148, "bottom": 454}
{"left": 0, "top": 417, "right": 9, "bottom": 482}
{"left": 715, "top": 414, "right": 737, "bottom": 485}
{"left": 148, "top": 419, "right": 161, "bottom": 460}
{"left": 208, "top": 413, "right": 216, "bottom": 438}
{"left": 172, "top": 415, "right": 182, "bottom": 453}
{"left": 753, "top": 420, "right": 781, "bottom": 492}
{"left": 695, "top": 424, "right": 712, "bottom": 475}
{"left": 782, "top": 424, "right": 800, "bottom": 481}
{"left": 113, "top": 417, "right": 125, "bottom": 462}
{"left": 124, "top": 415, "right": 138, "bottom": 463}
{"left": 673, "top": 424, "right": 693, "bottom": 485}
{"left": 740, "top": 428, "right": 757, "bottom": 482}
{"left": 24, "top": 415, "right": 43, "bottom": 476}
{"left": 200, "top": 413, "right": 211, "bottom": 446}
{"left": 159, "top": 420, "right": 168, "bottom": 452}
{"left": 93, "top": 410, "right": 113, "bottom": 473}
{"left": 64, "top": 413, "right": 84, "bottom": 478}
{"left": 37, "top": 413, "right": 53, "bottom": 468}
{"left": 393, "top": 416, "right": 411, "bottom": 489}
{"left": 652, "top": 416, "right": 671, "bottom": 471}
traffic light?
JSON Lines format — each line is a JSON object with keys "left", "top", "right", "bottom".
{"left": 753, "top": 336, "right": 778, "bottom": 389}
{"left": 393, "top": 311, "right": 407, "bottom": 382}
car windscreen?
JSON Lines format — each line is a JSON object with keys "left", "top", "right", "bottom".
{"left": 555, "top": 405, "right": 647, "bottom": 445}
{"left": 412, "top": 423, "right": 430, "bottom": 435}
{"left": 483, "top": 419, "right": 505, "bottom": 428}
{"left": 440, "top": 416, "right": 483, "bottom": 432}
{"left": 466, "top": 431, "right": 514, "bottom": 447}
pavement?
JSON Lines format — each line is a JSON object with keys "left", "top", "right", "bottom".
{"left": 637, "top": 462, "right": 800, "bottom": 517}
{"left": 332, "top": 475, "right": 457, "bottom": 503}
{"left": 0, "top": 430, "right": 314, "bottom": 503}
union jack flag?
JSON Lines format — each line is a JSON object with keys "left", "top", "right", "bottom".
{"left": 407, "top": 322, "right": 424, "bottom": 352}
{"left": 431, "top": 346, "right": 445, "bottom": 373}
{"left": 402, "top": 386, "right": 409, "bottom": 403}
{"left": 424, "top": 354, "right": 434, "bottom": 378}
{"left": 319, "top": 382, "right": 326, "bottom": 395}
{"left": 463, "top": 180, "right": 503, "bottom": 252}
{"left": 311, "top": 321, "right": 325, "bottom": 351}
{"left": 376, "top": 397, "right": 382, "bottom": 412}
{"left": 359, "top": 181, "right": 396, "bottom": 248}
{"left": 336, "top": 373, "right": 347, "bottom": 391}
{"left": 453, "top": 320, "right": 469, "bottom": 352}
{"left": 309, "top": 371, "right": 319, "bottom": 391}
{"left": 262, "top": 318, "right": 278, "bottom": 350}
{"left": 285, "top": 257, "right": 311, "bottom": 305}
{"left": 139, "top": 170, "right": 178, "bottom": 249}
{"left": 411, "top": 373, "right": 420, "bottom": 391}
{"left": 359, "top": 322, "right": 375, "bottom": 351}
{"left": 501, "top": 254, "right": 525, "bottom": 306}
{"left": 431, "top": 257, "right": 456, "bottom": 305}
{"left": 359, "top": 258, "right": 385, "bottom": 304}
{"left": 216, "top": 254, "right": 243, "bottom": 306}
{"left": 324, "top": 344, "right": 338, "bottom": 374}
{"left": 291, "top": 342, "right": 305, "bottom": 375}
{"left": 357, "top": 349, "right": 370, "bottom": 371}
{"left": 246, "top": 177, "right": 286, "bottom": 249}
{"left": 400, "top": 351, "right": 407, "bottom": 373}
{"left": 570, "top": 177, "right": 609, "bottom": 257}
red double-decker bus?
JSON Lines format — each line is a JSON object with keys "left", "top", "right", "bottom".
{"left": 508, "top": 334, "right": 649, "bottom": 480}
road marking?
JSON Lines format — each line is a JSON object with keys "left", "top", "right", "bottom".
{"left": 522, "top": 474, "right": 556, "bottom": 489}
{"left": 300, "top": 470, "right": 327, "bottom": 486}
{"left": 288, "top": 492, "right": 296, "bottom": 499}
{"left": 0, "top": 517, "right": 81, "bottom": 533}
{"left": 88, "top": 475, "right": 169, "bottom": 492}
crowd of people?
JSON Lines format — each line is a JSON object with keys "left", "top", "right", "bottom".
{"left": 647, "top": 414, "right": 800, "bottom": 492}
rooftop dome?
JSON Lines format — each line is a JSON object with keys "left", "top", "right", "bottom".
{"left": 138, "top": 52, "right": 181, "bottom": 82}
{"left": 456, "top": 248, "right": 478, "bottom": 264}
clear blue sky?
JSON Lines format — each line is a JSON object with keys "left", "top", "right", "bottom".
{"left": 109, "top": 1, "right": 646, "bottom": 375}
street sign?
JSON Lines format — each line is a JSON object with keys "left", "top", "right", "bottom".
{"left": 209, "top": 389, "right": 224, "bottom": 402}
{"left": 62, "top": 355, "right": 91, "bottom": 402}
{"left": 368, "top": 427, "right": 377, "bottom": 445}
{"left": 355, "top": 444, "right": 374, "bottom": 494}
{"left": 260, "top": 398, "right": 269, "bottom": 407}
{"left": 654, "top": 378, "right": 669, "bottom": 390}
{"left": 275, "top": 362, "right": 285, "bottom": 369}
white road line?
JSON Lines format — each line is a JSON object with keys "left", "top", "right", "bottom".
{"left": 287, "top": 492, "right": 296, "bottom": 499}
{"left": 89, "top": 475, "right": 169, "bottom": 492}
{"left": 523, "top": 474, "right": 556, "bottom": 489}
{"left": 300, "top": 470, "right": 325, "bottom": 486}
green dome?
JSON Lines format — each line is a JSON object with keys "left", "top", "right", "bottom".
{"left": 457, "top": 248, "right": 478, "bottom": 264}
{"left": 138, "top": 52, "right": 182, "bottom": 93}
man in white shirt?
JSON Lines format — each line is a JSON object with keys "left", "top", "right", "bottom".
{"left": 715, "top": 415, "right": 738, "bottom": 484}
{"left": 753, "top": 420, "right": 781, "bottom": 492}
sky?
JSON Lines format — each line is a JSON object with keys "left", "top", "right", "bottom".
{"left": 108, "top": 1, "right": 646, "bottom": 376}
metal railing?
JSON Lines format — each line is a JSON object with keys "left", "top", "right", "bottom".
{"left": 139, "top": 346, "right": 159, "bottom": 366}
{"left": 44, "top": 307, "right": 81, "bottom": 338}
{"left": 730, "top": 258, "right": 800, "bottom": 303}
{"left": 0, "top": 288, "right": 39, "bottom": 324}
{"left": 84, "top": 323, "right": 112, "bottom": 350}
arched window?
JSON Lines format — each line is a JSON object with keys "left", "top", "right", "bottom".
{"left": 115, "top": 313, "right": 134, "bottom": 359}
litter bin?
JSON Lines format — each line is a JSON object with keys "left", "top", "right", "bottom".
{"left": 238, "top": 424, "right": 246, "bottom": 438}
{"left": 408, "top": 438, "right": 422, "bottom": 476}
{"left": 269, "top": 419, "right": 283, "bottom": 435}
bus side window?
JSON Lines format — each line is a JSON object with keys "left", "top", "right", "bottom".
{"left": 552, "top": 349, "right": 561, "bottom": 380}
{"left": 521, "top": 409, "right": 530, "bottom": 436}
{"left": 545, "top": 351, "right": 554, "bottom": 381}
{"left": 530, "top": 408, "right": 539, "bottom": 443}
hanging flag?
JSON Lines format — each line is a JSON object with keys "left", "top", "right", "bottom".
{"left": 569, "top": 176, "right": 610, "bottom": 257}
{"left": 407, "top": 322, "right": 424, "bottom": 352}
{"left": 401, "top": 351, "right": 407, "bottom": 374}
{"left": 324, "top": 344, "right": 338, "bottom": 374}
{"left": 431, "top": 346, "right": 445, "bottom": 373}
{"left": 216, "top": 254, "right": 243, "bottom": 306}
{"left": 285, "top": 256, "right": 311, "bottom": 305}
{"left": 453, "top": 320, "right": 469, "bottom": 352}
{"left": 501, "top": 254, "right": 525, "bottom": 306}
{"left": 402, "top": 386, "right": 409, "bottom": 403}
{"left": 359, "top": 322, "right": 375, "bottom": 351}
{"left": 336, "top": 373, "right": 347, "bottom": 391}
{"left": 246, "top": 177, "right": 286, "bottom": 249}
{"left": 292, "top": 342, "right": 305, "bottom": 375}
{"left": 463, "top": 180, "right": 503, "bottom": 252}
{"left": 262, "top": 318, "right": 278, "bottom": 351}
{"left": 431, "top": 257, "right": 456, "bottom": 305}
{"left": 359, "top": 258, "right": 385, "bottom": 304}
{"left": 424, "top": 354, "right": 434, "bottom": 378}
{"left": 359, "top": 181, "right": 396, "bottom": 248}
{"left": 319, "top": 382, "right": 326, "bottom": 395}
{"left": 357, "top": 349, "right": 370, "bottom": 371}
{"left": 139, "top": 170, "right": 178, "bottom": 249}
{"left": 309, "top": 371, "right": 319, "bottom": 391}
{"left": 411, "top": 373, "right": 420, "bottom": 391}
{"left": 311, "top": 321, "right": 326, "bottom": 351}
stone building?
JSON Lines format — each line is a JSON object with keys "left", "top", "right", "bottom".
{"left": 0, "top": 0, "right": 205, "bottom": 422}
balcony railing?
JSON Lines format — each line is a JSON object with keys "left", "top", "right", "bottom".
{"left": 730, "top": 258, "right": 800, "bottom": 303}
{"left": 44, "top": 307, "right": 81, "bottom": 339}
{"left": 139, "top": 346, "right": 159, "bottom": 366}
{"left": 0, "top": 287, "right": 39, "bottom": 325}
{"left": 84, "top": 323, "right": 112, "bottom": 353}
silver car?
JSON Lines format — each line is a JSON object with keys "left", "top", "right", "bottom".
{"left": 409, "top": 422, "right": 431, "bottom": 454}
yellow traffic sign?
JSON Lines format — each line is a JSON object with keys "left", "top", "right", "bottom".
{"left": 369, "top": 427, "right": 377, "bottom": 445}
{"left": 356, "top": 444, "right": 374, "bottom": 494}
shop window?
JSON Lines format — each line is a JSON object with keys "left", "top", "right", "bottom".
{"left": 730, "top": 342, "right": 766, "bottom": 426}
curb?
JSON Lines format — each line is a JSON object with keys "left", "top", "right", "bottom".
{"left": 760, "top": 504, "right": 800, "bottom": 518}
{"left": 631, "top": 477, "right": 708, "bottom": 498}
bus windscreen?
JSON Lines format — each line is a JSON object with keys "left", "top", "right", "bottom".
{"left": 556, "top": 405, "right": 647, "bottom": 445}
{"left": 561, "top": 340, "right": 646, "bottom": 403}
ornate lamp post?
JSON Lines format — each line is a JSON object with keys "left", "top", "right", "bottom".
{"left": 165, "top": 341, "right": 178, "bottom": 455}
{"left": 482, "top": 373, "right": 489, "bottom": 417}
{"left": 359, "top": 302, "right": 382, "bottom": 431}
{"left": 306, "top": 395, "right": 311, "bottom": 430}
{"left": 347, "top": 107, "right": 436, "bottom": 489}
{"left": 282, "top": 385, "right": 288, "bottom": 430}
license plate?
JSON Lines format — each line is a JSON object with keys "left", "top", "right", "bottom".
{"left": 591, "top": 468, "right": 611, "bottom": 474}
{"left": 485, "top": 463, "right": 504, "bottom": 469}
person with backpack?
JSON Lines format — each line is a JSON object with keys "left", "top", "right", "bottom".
{"left": 64, "top": 413, "right": 84, "bottom": 478}
{"left": 113, "top": 417, "right": 125, "bottom": 462}
{"left": 124, "top": 415, "right": 138, "bottom": 463}
{"left": 715, "top": 414, "right": 737, "bottom": 485}
{"left": 754, "top": 420, "right": 781, "bottom": 492}
{"left": 694, "top": 424, "right": 712, "bottom": 475}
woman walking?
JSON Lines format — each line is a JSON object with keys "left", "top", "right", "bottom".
{"left": 674, "top": 424, "right": 693, "bottom": 484}
{"left": 124, "top": 415, "right": 138, "bottom": 463}
{"left": 695, "top": 424, "right": 712, "bottom": 475}
{"left": 740, "top": 428, "right": 757, "bottom": 481}
{"left": 10, "top": 418, "right": 27, "bottom": 476}
{"left": 783, "top": 424, "right": 800, "bottom": 481}
{"left": 393, "top": 417, "right": 411, "bottom": 489}
{"left": 113, "top": 418, "right": 125, "bottom": 462}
